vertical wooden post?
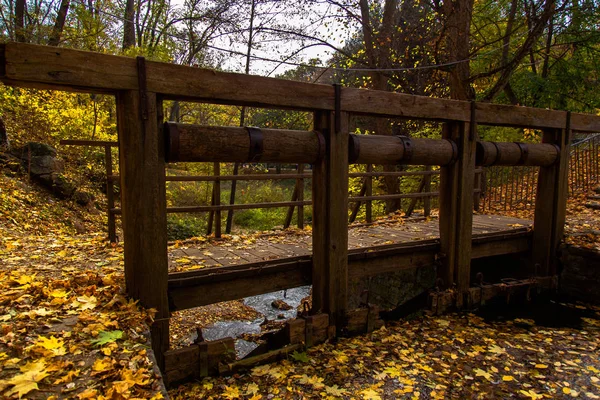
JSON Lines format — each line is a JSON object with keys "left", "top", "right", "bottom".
{"left": 366, "top": 164, "right": 373, "bottom": 223}
{"left": 312, "top": 105, "right": 349, "bottom": 331}
{"left": 225, "top": 162, "right": 239, "bottom": 233}
{"left": 438, "top": 113, "right": 476, "bottom": 297}
{"left": 297, "top": 164, "right": 305, "bottom": 229}
{"left": 214, "top": 162, "right": 221, "bottom": 238}
{"left": 423, "top": 166, "right": 432, "bottom": 217}
{"left": 104, "top": 144, "right": 117, "bottom": 243}
{"left": 532, "top": 119, "right": 570, "bottom": 276}
{"left": 473, "top": 169, "right": 481, "bottom": 212}
{"left": 117, "top": 90, "right": 169, "bottom": 370}
{"left": 207, "top": 162, "right": 221, "bottom": 237}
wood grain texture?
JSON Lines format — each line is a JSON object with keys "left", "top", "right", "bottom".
{"left": 3, "top": 43, "right": 600, "bottom": 131}
{"left": 117, "top": 91, "right": 169, "bottom": 369}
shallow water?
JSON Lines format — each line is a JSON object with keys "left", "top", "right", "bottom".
{"left": 196, "top": 285, "right": 312, "bottom": 359}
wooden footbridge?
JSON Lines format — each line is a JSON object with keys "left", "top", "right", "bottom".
{"left": 2, "top": 42, "right": 600, "bottom": 384}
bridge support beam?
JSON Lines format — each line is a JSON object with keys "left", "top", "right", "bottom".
{"left": 439, "top": 119, "right": 477, "bottom": 300}
{"left": 532, "top": 123, "right": 571, "bottom": 276}
{"left": 117, "top": 90, "right": 170, "bottom": 370}
{"left": 312, "top": 108, "right": 349, "bottom": 332}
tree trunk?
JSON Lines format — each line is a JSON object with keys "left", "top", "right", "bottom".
{"left": 48, "top": 0, "right": 70, "bottom": 46}
{"left": 14, "top": 0, "right": 26, "bottom": 43}
{"left": 442, "top": 0, "right": 475, "bottom": 101}
{"left": 359, "top": 0, "right": 401, "bottom": 213}
{"left": 123, "top": 0, "right": 136, "bottom": 50}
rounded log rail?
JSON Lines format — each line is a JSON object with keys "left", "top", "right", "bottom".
{"left": 166, "top": 122, "right": 459, "bottom": 167}
{"left": 348, "top": 134, "right": 457, "bottom": 165}
{"left": 165, "top": 123, "right": 325, "bottom": 164}
{"left": 476, "top": 141, "right": 559, "bottom": 167}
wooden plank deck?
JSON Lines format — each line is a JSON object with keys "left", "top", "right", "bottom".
{"left": 169, "top": 214, "right": 531, "bottom": 269}
{"left": 166, "top": 215, "right": 532, "bottom": 311}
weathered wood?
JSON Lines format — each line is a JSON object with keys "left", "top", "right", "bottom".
{"left": 476, "top": 141, "right": 559, "bottom": 167}
{"left": 166, "top": 173, "right": 311, "bottom": 181}
{"left": 166, "top": 123, "right": 324, "bottom": 164}
{"left": 218, "top": 344, "right": 303, "bottom": 375}
{"left": 366, "top": 164, "right": 373, "bottom": 223}
{"left": 345, "top": 306, "right": 385, "bottom": 334}
{"left": 104, "top": 145, "right": 116, "bottom": 242}
{"left": 297, "top": 164, "right": 305, "bottom": 229}
{"left": 167, "top": 228, "right": 532, "bottom": 311}
{"left": 311, "top": 109, "right": 349, "bottom": 330}
{"left": 163, "top": 337, "right": 235, "bottom": 383}
{"left": 438, "top": 120, "right": 476, "bottom": 296}
{"left": 3, "top": 43, "right": 600, "bottom": 131}
{"left": 60, "top": 139, "right": 118, "bottom": 147}
{"left": 117, "top": 91, "right": 169, "bottom": 370}
{"left": 213, "top": 162, "right": 221, "bottom": 238}
{"left": 349, "top": 134, "right": 457, "bottom": 165}
{"left": 532, "top": 127, "right": 570, "bottom": 275}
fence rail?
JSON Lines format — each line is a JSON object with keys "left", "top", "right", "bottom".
{"left": 480, "top": 134, "right": 600, "bottom": 212}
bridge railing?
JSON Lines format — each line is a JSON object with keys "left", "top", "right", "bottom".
{"left": 479, "top": 134, "right": 600, "bottom": 213}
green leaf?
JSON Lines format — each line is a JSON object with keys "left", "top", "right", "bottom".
{"left": 91, "top": 330, "right": 123, "bottom": 346}
{"left": 291, "top": 350, "right": 310, "bottom": 363}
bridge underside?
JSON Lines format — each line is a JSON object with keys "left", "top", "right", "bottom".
{"left": 168, "top": 214, "right": 533, "bottom": 312}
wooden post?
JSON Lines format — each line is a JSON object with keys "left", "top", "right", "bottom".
{"left": 104, "top": 144, "right": 117, "bottom": 242}
{"left": 297, "top": 164, "right": 305, "bottom": 229}
{"left": 206, "top": 162, "right": 221, "bottom": 238}
{"left": 214, "top": 162, "right": 221, "bottom": 238}
{"left": 117, "top": 90, "right": 169, "bottom": 370}
{"left": 438, "top": 117, "right": 476, "bottom": 298}
{"left": 312, "top": 107, "right": 349, "bottom": 331}
{"left": 473, "top": 169, "right": 481, "bottom": 212}
{"left": 423, "top": 165, "right": 432, "bottom": 217}
{"left": 225, "top": 162, "right": 239, "bottom": 233}
{"left": 366, "top": 164, "right": 373, "bottom": 223}
{"left": 532, "top": 122, "right": 570, "bottom": 276}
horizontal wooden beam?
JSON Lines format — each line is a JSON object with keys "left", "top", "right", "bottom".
{"left": 60, "top": 139, "right": 118, "bottom": 147}
{"left": 167, "top": 229, "right": 532, "bottom": 311}
{"left": 2, "top": 43, "right": 599, "bottom": 131}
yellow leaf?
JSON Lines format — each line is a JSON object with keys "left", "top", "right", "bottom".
{"left": 0, "top": 360, "right": 48, "bottom": 398}
{"left": 75, "top": 295, "right": 97, "bottom": 310}
{"left": 563, "top": 387, "right": 571, "bottom": 395}
{"left": 519, "top": 389, "right": 543, "bottom": 399}
{"left": 49, "top": 289, "right": 69, "bottom": 298}
{"left": 13, "top": 274, "right": 35, "bottom": 285}
{"left": 53, "top": 370, "right": 80, "bottom": 384}
{"left": 92, "top": 358, "right": 112, "bottom": 373}
{"left": 361, "top": 388, "right": 382, "bottom": 400}
{"left": 222, "top": 385, "right": 241, "bottom": 399}
{"left": 502, "top": 375, "right": 514, "bottom": 382}
{"left": 535, "top": 364, "right": 548, "bottom": 369}
{"left": 36, "top": 335, "right": 66, "bottom": 356}
{"left": 121, "top": 368, "right": 149, "bottom": 386}
{"left": 245, "top": 382, "right": 260, "bottom": 395}
{"left": 325, "top": 385, "right": 349, "bottom": 396}
{"left": 474, "top": 368, "right": 492, "bottom": 381}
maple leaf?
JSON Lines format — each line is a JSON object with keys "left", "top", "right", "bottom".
{"left": 298, "top": 374, "right": 325, "bottom": 389}
{"left": 361, "top": 388, "right": 382, "bottom": 400}
{"left": 121, "top": 368, "right": 150, "bottom": 386}
{"left": 74, "top": 295, "right": 97, "bottom": 310}
{"left": 222, "top": 385, "right": 241, "bottom": 399}
{"left": 502, "top": 375, "right": 514, "bottom": 381}
{"left": 488, "top": 345, "right": 506, "bottom": 354}
{"left": 244, "top": 382, "right": 260, "bottom": 395}
{"left": 291, "top": 350, "right": 310, "bottom": 362}
{"left": 36, "top": 335, "right": 66, "bottom": 356}
{"left": 53, "top": 369, "right": 80, "bottom": 384}
{"left": 325, "top": 385, "right": 349, "bottom": 396}
{"left": 92, "top": 358, "right": 113, "bottom": 373}
{"left": 91, "top": 330, "right": 123, "bottom": 346}
{"left": 77, "top": 388, "right": 98, "bottom": 399}
{"left": 0, "top": 360, "right": 48, "bottom": 398}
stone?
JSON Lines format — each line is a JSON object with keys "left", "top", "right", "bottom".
{"left": 271, "top": 299, "right": 292, "bottom": 311}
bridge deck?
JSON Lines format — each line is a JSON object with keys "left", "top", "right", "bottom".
{"left": 169, "top": 214, "right": 531, "bottom": 269}
{"left": 167, "top": 214, "right": 533, "bottom": 311}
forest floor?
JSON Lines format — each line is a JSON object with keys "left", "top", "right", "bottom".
{"left": 1, "top": 167, "right": 600, "bottom": 399}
